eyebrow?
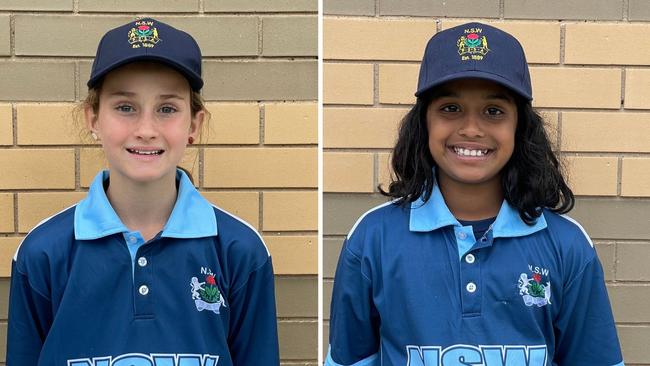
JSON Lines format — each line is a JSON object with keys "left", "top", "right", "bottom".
{"left": 106, "top": 91, "right": 186, "bottom": 100}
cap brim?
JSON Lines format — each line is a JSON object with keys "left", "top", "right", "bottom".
{"left": 415, "top": 71, "right": 532, "bottom": 101}
{"left": 87, "top": 55, "right": 203, "bottom": 91}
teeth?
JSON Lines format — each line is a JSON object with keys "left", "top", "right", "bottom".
{"left": 128, "top": 149, "right": 163, "bottom": 155}
{"left": 453, "top": 147, "right": 489, "bottom": 157}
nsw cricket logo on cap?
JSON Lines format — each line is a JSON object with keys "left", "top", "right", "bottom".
{"left": 127, "top": 20, "right": 161, "bottom": 49}
{"left": 457, "top": 26, "right": 489, "bottom": 61}
{"left": 190, "top": 267, "right": 227, "bottom": 314}
{"left": 518, "top": 264, "right": 552, "bottom": 307}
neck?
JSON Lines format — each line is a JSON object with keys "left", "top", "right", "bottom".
{"left": 437, "top": 174, "right": 503, "bottom": 221}
{"left": 106, "top": 171, "right": 178, "bottom": 241}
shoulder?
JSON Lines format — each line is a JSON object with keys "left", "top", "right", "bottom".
{"left": 211, "top": 205, "right": 269, "bottom": 264}
{"left": 14, "top": 205, "right": 77, "bottom": 265}
{"left": 543, "top": 210, "right": 594, "bottom": 249}
{"left": 345, "top": 201, "right": 406, "bottom": 252}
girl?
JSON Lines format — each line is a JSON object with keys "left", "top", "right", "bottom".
{"left": 326, "top": 23, "right": 624, "bottom": 366}
{"left": 8, "top": 18, "right": 280, "bottom": 366}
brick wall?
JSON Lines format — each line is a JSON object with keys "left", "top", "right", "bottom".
{"left": 0, "top": 2, "right": 317, "bottom": 365}
{"left": 323, "top": 1, "right": 650, "bottom": 364}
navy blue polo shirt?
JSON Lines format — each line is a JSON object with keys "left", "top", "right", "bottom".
{"left": 8, "top": 170, "right": 279, "bottom": 366}
{"left": 327, "top": 184, "right": 624, "bottom": 366}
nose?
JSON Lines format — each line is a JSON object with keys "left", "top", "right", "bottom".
{"left": 134, "top": 111, "right": 158, "bottom": 140}
{"left": 458, "top": 112, "right": 484, "bottom": 138}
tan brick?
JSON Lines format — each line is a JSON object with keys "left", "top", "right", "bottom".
{"left": 621, "top": 158, "right": 650, "bottom": 197}
{"left": 324, "top": 107, "right": 405, "bottom": 148}
{"left": 157, "top": 17, "right": 259, "bottom": 57}
{"left": 0, "top": 194, "right": 13, "bottom": 233}
{"left": 204, "top": 103, "right": 260, "bottom": 145}
{"left": 325, "top": 0, "right": 374, "bottom": 15}
{"left": 530, "top": 67, "right": 621, "bottom": 109}
{"left": 442, "top": 21, "right": 560, "bottom": 64}
{"left": 324, "top": 152, "right": 374, "bottom": 193}
{"left": 178, "top": 148, "right": 200, "bottom": 183}
{"left": 14, "top": 15, "right": 129, "bottom": 56}
{"left": 0, "top": 1, "right": 71, "bottom": 10}
{"left": 204, "top": 148, "right": 316, "bottom": 188}
{"left": 205, "top": 0, "right": 317, "bottom": 12}
{"left": 78, "top": 61, "right": 93, "bottom": 100}
{"left": 377, "top": 153, "right": 393, "bottom": 192}
{"left": 383, "top": 0, "right": 499, "bottom": 18}
{"left": 16, "top": 104, "right": 80, "bottom": 145}
{"left": 540, "top": 111, "right": 559, "bottom": 147}
{"left": 201, "top": 191, "right": 260, "bottom": 230}
{"left": 80, "top": 148, "right": 106, "bottom": 188}
{"left": 324, "top": 18, "right": 435, "bottom": 61}
{"left": 0, "top": 104, "right": 12, "bottom": 146}
{"left": 378, "top": 64, "right": 419, "bottom": 105}
{"left": 264, "top": 103, "right": 317, "bottom": 144}
{"left": 203, "top": 61, "right": 317, "bottom": 101}
{"left": 561, "top": 112, "right": 650, "bottom": 152}
{"left": 609, "top": 285, "right": 650, "bottom": 323}
{"left": 564, "top": 156, "right": 618, "bottom": 196}
{"left": 566, "top": 23, "right": 650, "bottom": 65}
{"left": 617, "top": 242, "right": 650, "bottom": 281}
{"left": 618, "top": 325, "right": 650, "bottom": 364}
{"left": 263, "top": 191, "right": 317, "bottom": 231}
{"left": 624, "top": 68, "right": 650, "bottom": 109}
{"left": 262, "top": 16, "right": 317, "bottom": 57}
{"left": 0, "top": 62, "right": 75, "bottom": 101}
{"left": 323, "top": 63, "right": 374, "bottom": 105}
{"left": 278, "top": 321, "right": 317, "bottom": 360}
{"left": 79, "top": 0, "right": 198, "bottom": 12}
{"left": 17, "top": 192, "right": 86, "bottom": 233}
{"left": 264, "top": 235, "right": 317, "bottom": 274}
{"left": 594, "top": 242, "right": 615, "bottom": 281}
{"left": 505, "top": 0, "right": 622, "bottom": 20}
{"left": 0, "top": 149, "right": 74, "bottom": 189}
{"left": 0, "top": 238, "right": 22, "bottom": 277}
{"left": 0, "top": 15, "right": 8, "bottom": 56}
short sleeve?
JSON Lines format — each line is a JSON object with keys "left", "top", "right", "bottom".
{"left": 227, "top": 256, "right": 280, "bottom": 366}
{"left": 326, "top": 240, "right": 380, "bottom": 366}
{"left": 553, "top": 254, "right": 624, "bottom": 366}
{"left": 7, "top": 260, "right": 52, "bottom": 366}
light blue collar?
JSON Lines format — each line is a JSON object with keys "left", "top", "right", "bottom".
{"left": 74, "top": 169, "right": 217, "bottom": 240}
{"left": 409, "top": 183, "right": 546, "bottom": 238}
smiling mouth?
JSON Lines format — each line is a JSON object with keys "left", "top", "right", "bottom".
{"left": 127, "top": 148, "right": 164, "bottom": 156}
{"left": 451, "top": 146, "right": 491, "bottom": 157}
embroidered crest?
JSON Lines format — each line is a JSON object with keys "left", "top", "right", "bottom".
{"left": 457, "top": 27, "right": 489, "bottom": 61}
{"left": 190, "top": 267, "right": 227, "bottom": 314}
{"left": 128, "top": 20, "right": 161, "bottom": 49}
{"left": 518, "top": 265, "right": 551, "bottom": 307}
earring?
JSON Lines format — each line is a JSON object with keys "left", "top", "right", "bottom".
{"left": 188, "top": 137, "right": 194, "bottom": 145}
{"left": 91, "top": 132, "right": 99, "bottom": 141}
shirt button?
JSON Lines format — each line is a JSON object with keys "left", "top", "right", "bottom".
{"left": 138, "top": 285, "right": 149, "bottom": 296}
{"left": 457, "top": 232, "right": 467, "bottom": 240}
{"left": 137, "top": 257, "right": 147, "bottom": 267}
{"left": 465, "top": 254, "right": 475, "bottom": 264}
{"left": 129, "top": 236, "right": 137, "bottom": 244}
{"left": 466, "top": 282, "right": 477, "bottom": 293}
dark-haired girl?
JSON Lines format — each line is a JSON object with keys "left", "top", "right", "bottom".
{"left": 326, "top": 22, "right": 624, "bottom": 366}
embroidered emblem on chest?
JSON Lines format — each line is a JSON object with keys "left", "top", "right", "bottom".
{"left": 128, "top": 20, "right": 161, "bottom": 49}
{"left": 518, "top": 264, "right": 551, "bottom": 307}
{"left": 190, "top": 267, "right": 227, "bottom": 314}
{"left": 457, "top": 27, "right": 489, "bottom": 61}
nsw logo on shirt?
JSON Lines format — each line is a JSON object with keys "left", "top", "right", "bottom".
{"left": 406, "top": 345, "right": 547, "bottom": 366}
{"left": 68, "top": 353, "right": 219, "bottom": 366}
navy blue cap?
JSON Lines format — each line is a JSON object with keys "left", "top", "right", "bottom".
{"left": 416, "top": 22, "right": 532, "bottom": 100}
{"left": 88, "top": 18, "right": 203, "bottom": 91}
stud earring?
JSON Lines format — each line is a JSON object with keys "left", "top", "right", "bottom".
{"left": 188, "top": 136, "right": 194, "bottom": 145}
{"left": 91, "top": 132, "right": 99, "bottom": 141}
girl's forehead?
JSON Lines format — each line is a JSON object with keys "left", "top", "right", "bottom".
{"left": 433, "top": 78, "right": 516, "bottom": 101}
{"left": 100, "top": 62, "right": 192, "bottom": 96}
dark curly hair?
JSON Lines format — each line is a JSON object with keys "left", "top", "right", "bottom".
{"left": 379, "top": 89, "right": 574, "bottom": 225}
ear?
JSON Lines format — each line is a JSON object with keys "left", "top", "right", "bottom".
{"left": 84, "top": 104, "right": 99, "bottom": 137}
{"left": 188, "top": 110, "right": 205, "bottom": 141}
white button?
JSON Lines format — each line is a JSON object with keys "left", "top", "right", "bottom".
{"left": 466, "top": 282, "right": 477, "bottom": 293}
{"left": 129, "top": 236, "right": 137, "bottom": 243}
{"left": 138, "top": 257, "right": 147, "bottom": 267}
{"left": 138, "top": 285, "right": 149, "bottom": 295}
{"left": 465, "top": 254, "right": 475, "bottom": 264}
{"left": 458, "top": 232, "right": 467, "bottom": 240}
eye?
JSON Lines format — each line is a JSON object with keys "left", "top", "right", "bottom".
{"left": 115, "top": 104, "right": 134, "bottom": 113}
{"left": 440, "top": 104, "right": 460, "bottom": 113}
{"left": 485, "top": 107, "right": 504, "bottom": 116}
{"left": 159, "top": 105, "right": 177, "bottom": 114}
